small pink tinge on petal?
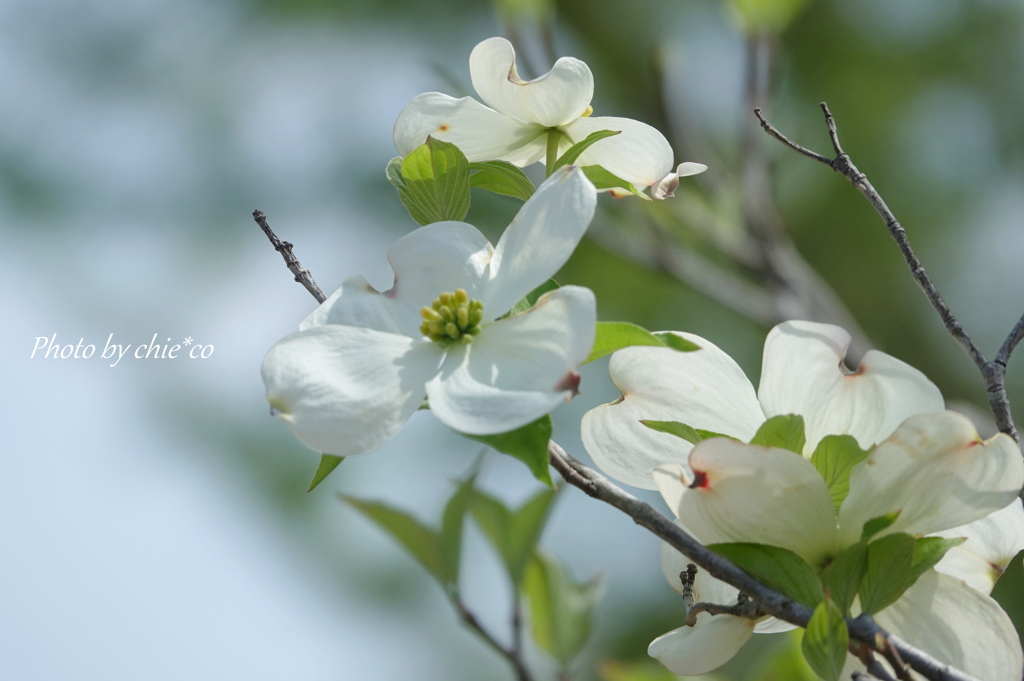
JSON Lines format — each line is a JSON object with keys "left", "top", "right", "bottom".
{"left": 555, "top": 370, "right": 581, "bottom": 400}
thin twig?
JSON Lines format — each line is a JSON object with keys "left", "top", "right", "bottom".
{"left": 997, "top": 313, "right": 1024, "bottom": 368}
{"left": 879, "top": 635, "right": 912, "bottom": 681}
{"left": 253, "top": 210, "right": 327, "bottom": 304}
{"left": 680, "top": 564, "right": 698, "bottom": 613}
{"left": 454, "top": 598, "right": 534, "bottom": 681}
{"left": 865, "top": 657, "right": 899, "bottom": 681}
{"left": 547, "top": 441, "right": 981, "bottom": 681}
{"left": 511, "top": 596, "right": 524, "bottom": 665}
{"left": 685, "top": 595, "right": 763, "bottom": 626}
{"left": 754, "top": 105, "right": 1020, "bottom": 442}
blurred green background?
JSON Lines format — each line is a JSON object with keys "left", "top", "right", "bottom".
{"left": 2, "top": 0, "right": 1023, "bottom": 679}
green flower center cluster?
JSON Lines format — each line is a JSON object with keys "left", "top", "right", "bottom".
{"left": 420, "top": 289, "right": 484, "bottom": 347}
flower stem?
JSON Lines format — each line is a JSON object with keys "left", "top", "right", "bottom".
{"left": 545, "top": 129, "right": 563, "bottom": 177}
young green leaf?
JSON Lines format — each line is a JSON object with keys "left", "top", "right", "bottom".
{"left": 469, "top": 160, "right": 536, "bottom": 201}
{"left": 306, "top": 454, "right": 344, "bottom": 492}
{"left": 640, "top": 420, "right": 736, "bottom": 445}
{"left": 652, "top": 332, "right": 700, "bottom": 352}
{"left": 858, "top": 532, "right": 916, "bottom": 614}
{"left": 507, "top": 279, "right": 560, "bottom": 317}
{"left": 386, "top": 137, "right": 471, "bottom": 225}
{"left": 344, "top": 496, "right": 445, "bottom": 584}
{"left": 707, "top": 542, "right": 824, "bottom": 608}
{"left": 471, "top": 488, "right": 559, "bottom": 585}
{"left": 801, "top": 596, "right": 848, "bottom": 681}
{"left": 811, "top": 435, "right": 870, "bottom": 512}
{"left": 749, "top": 414, "right": 806, "bottom": 454}
{"left": 581, "top": 165, "right": 648, "bottom": 200}
{"left": 437, "top": 475, "right": 477, "bottom": 585}
{"left": 584, "top": 322, "right": 700, "bottom": 364}
{"left": 909, "top": 536, "right": 967, "bottom": 584}
{"left": 523, "top": 551, "right": 602, "bottom": 664}
{"left": 860, "top": 511, "right": 901, "bottom": 542}
{"left": 552, "top": 130, "right": 621, "bottom": 170}
{"left": 461, "top": 415, "right": 553, "bottom": 486}
{"left": 819, "top": 542, "right": 868, "bottom": 616}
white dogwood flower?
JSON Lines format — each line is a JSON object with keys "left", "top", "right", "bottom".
{"left": 581, "top": 320, "right": 945, "bottom": 489}
{"left": 261, "top": 166, "right": 597, "bottom": 457}
{"left": 650, "top": 412, "right": 1024, "bottom": 679}
{"left": 393, "top": 37, "right": 697, "bottom": 194}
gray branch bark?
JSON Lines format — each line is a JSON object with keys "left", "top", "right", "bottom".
{"left": 547, "top": 441, "right": 981, "bottom": 681}
{"left": 755, "top": 104, "right": 1021, "bottom": 444}
{"left": 253, "top": 210, "right": 327, "bottom": 304}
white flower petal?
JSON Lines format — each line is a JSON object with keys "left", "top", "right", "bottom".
{"left": 678, "top": 439, "right": 839, "bottom": 568}
{"left": 425, "top": 286, "right": 596, "bottom": 435}
{"left": 469, "top": 37, "right": 593, "bottom": 127}
{"left": 875, "top": 571, "right": 1023, "bottom": 681}
{"left": 300, "top": 275, "right": 418, "bottom": 337}
{"left": 581, "top": 334, "right": 764, "bottom": 490}
{"left": 386, "top": 220, "right": 494, "bottom": 314}
{"left": 933, "top": 498, "right": 1024, "bottom": 594}
{"left": 651, "top": 162, "right": 708, "bottom": 200}
{"left": 753, "top": 617, "right": 798, "bottom": 634}
{"left": 393, "top": 92, "right": 546, "bottom": 165}
{"left": 648, "top": 614, "right": 754, "bottom": 676}
{"left": 653, "top": 463, "right": 689, "bottom": 514}
{"left": 563, "top": 115, "right": 675, "bottom": 188}
{"left": 758, "top": 320, "right": 944, "bottom": 455}
{"left": 482, "top": 166, "right": 596, "bottom": 316}
{"left": 838, "top": 411, "right": 1024, "bottom": 548}
{"left": 261, "top": 325, "right": 440, "bottom": 457}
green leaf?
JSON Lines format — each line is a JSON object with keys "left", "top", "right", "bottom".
{"left": 469, "top": 160, "right": 536, "bottom": 201}
{"left": 471, "top": 488, "right": 559, "bottom": 585}
{"left": 585, "top": 322, "right": 699, "bottom": 364}
{"left": 652, "top": 332, "right": 701, "bottom": 352}
{"left": 552, "top": 130, "right": 621, "bottom": 170}
{"left": 819, "top": 542, "right": 868, "bottom": 616}
{"left": 462, "top": 416, "right": 553, "bottom": 486}
{"left": 811, "top": 435, "right": 870, "bottom": 512}
{"left": 507, "top": 279, "right": 560, "bottom": 317}
{"left": 707, "top": 542, "right": 824, "bottom": 608}
{"left": 581, "top": 165, "right": 648, "bottom": 200}
{"left": 749, "top": 414, "right": 806, "bottom": 454}
{"left": 344, "top": 496, "right": 445, "bottom": 584}
{"left": 306, "top": 454, "right": 344, "bottom": 492}
{"left": 386, "top": 137, "right": 471, "bottom": 225}
{"left": 858, "top": 532, "right": 916, "bottom": 614}
{"left": 860, "top": 511, "right": 901, "bottom": 542}
{"left": 801, "top": 596, "right": 848, "bottom": 681}
{"left": 437, "top": 475, "right": 477, "bottom": 585}
{"left": 909, "top": 536, "right": 966, "bottom": 584}
{"left": 523, "top": 551, "right": 601, "bottom": 664}
{"left": 640, "top": 420, "right": 736, "bottom": 445}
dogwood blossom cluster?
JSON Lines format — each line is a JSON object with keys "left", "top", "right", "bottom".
{"left": 582, "top": 321, "right": 1024, "bottom": 679}
{"left": 260, "top": 35, "right": 1024, "bottom": 681}
{"left": 393, "top": 37, "right": 705, "bottom": 197}
{"left": 262, "top": 166, "right": 598, "bottom": 454}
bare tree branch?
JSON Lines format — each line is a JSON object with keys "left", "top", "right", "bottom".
{"left": 547, "top": 440, "right": 982, "bottom": 681}
{"left": 253, "top": 210, "right": 327, "bottom": 304}
{"left": 754, "top": 104, "right": 1021, "bottom": 443}
{"left": 685, "top": 595, "right": 763, "bottom": 626}
{"left": 997, "top": 313, "right": 1024, "bottom": 369}
{"left": 454, "top": 598, "right": 534, "bottom": 681}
